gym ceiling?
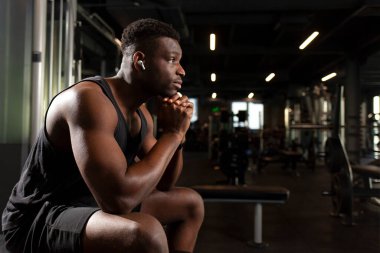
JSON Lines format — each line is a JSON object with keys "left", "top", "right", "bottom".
{"left": 78, "top": 0, "right": 380, "bottom": 101}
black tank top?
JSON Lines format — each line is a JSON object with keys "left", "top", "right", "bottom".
{"left": 2, "top": 76, "right": 147, "bottom": 230}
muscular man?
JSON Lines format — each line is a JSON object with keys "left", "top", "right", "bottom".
{"left": 2, "top": 18, "right": 204, "bottom": 253}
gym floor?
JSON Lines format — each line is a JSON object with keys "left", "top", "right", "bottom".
{"left": 179, "top": 151, "right": 380, "bottom": 253}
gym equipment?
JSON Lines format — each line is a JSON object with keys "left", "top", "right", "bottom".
{"left": 324, "top": 84, "right": 380, "bottom": 224}
{"left": 219, "top": 146, "right": 248, "bottom": 185}
{"left": 256, "top": 129, "right": 304, "bottom": 173}
{"left": 289, "top": 124, "right": 332, "bottom": 130}
{"left": 191, "top": 184, "right": 289, "bottom": 248}
{"left": 324, "top": 136, "right": 380, "bottom": 224}
{"left": 290, "top": 124, "right": 333, "bottom": 170}
{"left": 218, "top": 131, "right": 249, "bottom": 185}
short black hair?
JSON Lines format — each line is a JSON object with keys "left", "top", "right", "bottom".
{"left": 121, "top": 18, "right": 180, "bottom": 54}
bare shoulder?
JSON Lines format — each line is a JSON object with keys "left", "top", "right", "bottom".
{"left": 66, "top": 81, "right": 117, "bottom": 124}
{"left": 46, "top": 81, "right": 118, "bottom": 150}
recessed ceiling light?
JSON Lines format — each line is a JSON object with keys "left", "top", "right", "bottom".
{"left": 265, "top": 73, "right": 275, "bottom": 82}
{"left": 299, "top": 31, "right": 319, "bottom": 50}
{"left": 321, "top": 72, "right": 337, "bottom": 82}
{"left": 211, "top": 73, "right": 216, "bottom": 82}
{"left": 210, "top": 33, "right": 216, "bottom": 51}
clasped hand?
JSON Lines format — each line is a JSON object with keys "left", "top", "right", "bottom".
{"left": 158, "top": 92, "right": 193, "bottom": 138}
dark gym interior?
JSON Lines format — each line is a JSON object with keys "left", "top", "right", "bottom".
{"left": 1, "top": 0, "right": 380, "bottom": 252}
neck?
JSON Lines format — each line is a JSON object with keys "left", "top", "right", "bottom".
{"left": 106, "top": 73, "right": 150, "bottom": 113}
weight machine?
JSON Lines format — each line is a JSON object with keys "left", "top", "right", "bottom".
{"left": 323, "top": 84, "right": 380, "bottom": 225}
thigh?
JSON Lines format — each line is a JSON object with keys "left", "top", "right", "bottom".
{"left": 140, "top": 187, "right": 204, "bottom": 224}
{"left": 82, "top": 211, "right": 168, "bottom": 253}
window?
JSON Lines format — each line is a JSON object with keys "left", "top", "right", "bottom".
{"left": 248, "top": 103, "right": 264, "bottom": 129}
{"left": 189, "top": 98, "right": 198, "bottom": 123}
{"left": 231, "top": 101, "right": 264, "bottom": 129}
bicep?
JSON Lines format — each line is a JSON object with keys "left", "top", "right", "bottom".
{"left": 70, "top": 126, "right": 127, "bottom": 185}
{"left": 67, "top": 89, "right": 131, "bottom": 212}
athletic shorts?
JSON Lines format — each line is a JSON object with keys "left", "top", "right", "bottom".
{"left": 3, "top": 201, "right": 100, "bottom": 253}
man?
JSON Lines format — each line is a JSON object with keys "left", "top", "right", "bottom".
{"left": 2, "top": 18, "right": 204, "bottom": 253}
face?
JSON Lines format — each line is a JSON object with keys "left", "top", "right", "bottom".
{"left": 143, "top": 37, "right": 186, "bottom": 97}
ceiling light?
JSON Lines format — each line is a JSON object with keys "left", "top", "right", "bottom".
{"left": 321, "top": 72, "right": 337, "bottom": 82}
{"left": 248, "top": 92, "right": 254, "bottom": 99}
{"left": 211, "top": 92, "right": 217, "bottom": 99}
{"left": 374, "top": 96, "right": 380, "bottom": 114}
{"left": 265, "top": 73, "right": 275, "bottom": 82}
{"left": 210, "top": 33, "right": 216, "bottom": 51}
{"left": 211, "top": 73, "right": 216, "bottom": 82}
{"left": 299, "top": 31, "right": 319, "bottom": 50}
{"left": 114, "top": 38, "right": 122, "bottom": 48}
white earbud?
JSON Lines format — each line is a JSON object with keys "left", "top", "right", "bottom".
{"left": 137, "top": 60, "right": 146, "bottom": 70}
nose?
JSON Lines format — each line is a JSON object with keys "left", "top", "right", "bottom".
{"left": 177, "top": 63, "right": 186, "bottom": 77}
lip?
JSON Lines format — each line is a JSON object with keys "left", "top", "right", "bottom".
{"left": 173, "top": 80, "right": 182, "bottom": 89}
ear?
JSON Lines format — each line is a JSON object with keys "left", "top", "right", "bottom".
{"left": 132, "top": 51, "right": 145, "bottom": 71}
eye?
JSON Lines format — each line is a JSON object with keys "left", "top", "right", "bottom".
{"left": 169, "top": 57, "right": 176, "bottom": 63}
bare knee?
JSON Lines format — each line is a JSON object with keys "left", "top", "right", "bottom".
{"left": 133, "top": 214, "right": 169, "bottom": 253}
{"left": 181, "top": 188, "right": 205, "bottom": 223}
{"left": 83, "top": 212, "right": 168, "bottom": 253}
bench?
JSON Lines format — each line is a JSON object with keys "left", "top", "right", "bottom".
{"left": 191, "top": 184, "right": 290, "bottom": 248}
{"left": 352, "top": 164, "right": 380, "bottom": 179}
{"left": 351, "top": 164, "right": 380, "bottom": 198}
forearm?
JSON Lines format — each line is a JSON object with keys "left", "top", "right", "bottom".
{"left": 124, "top": 133, "right": 183, "bottom": 204}
{"left": 156, "top": 145, "right": 183, "bottom": 191}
